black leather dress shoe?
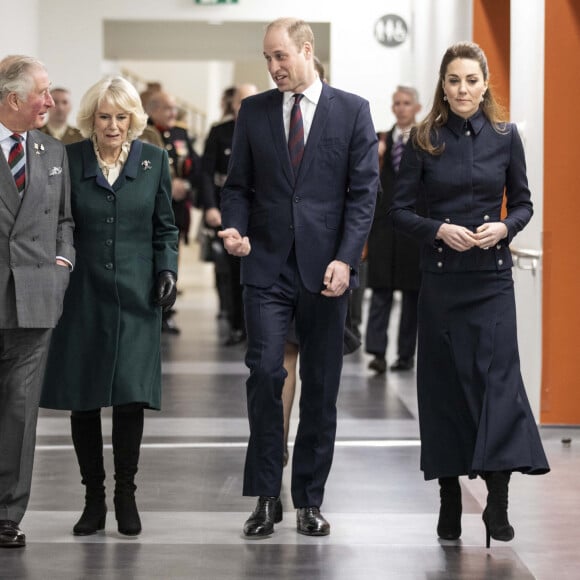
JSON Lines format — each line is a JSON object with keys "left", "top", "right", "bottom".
{"left": 368, "top": 356, "right": 387, "bottom": 374}
{"left": 161, "top": 317, "right": 181, "bottom": 335}
{"left": 390, "top": 357, "right": 414, "bottom": 371}
{"left": 224, "top": 329, "right": 246, "bottom": 346}
{"left": 296, "top": 507, "right": 330, "bottom": 536}
{"left": 0, "top": 520, "right": 26, "bottom": 548}
{"left": 243, "top": 496, "right": 283, "bottom": 538}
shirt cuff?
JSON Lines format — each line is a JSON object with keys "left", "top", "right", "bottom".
{"left": 56, "top": 256, "right": 73, "bottom": 271}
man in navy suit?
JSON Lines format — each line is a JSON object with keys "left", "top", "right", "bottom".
{"left": 219, "top": 17, "right": 379, "bottom": 538}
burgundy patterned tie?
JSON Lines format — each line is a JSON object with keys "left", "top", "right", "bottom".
{"left": 288, "top": 94, "right": 304, "bottom": 175}
{"left": 391, "top": 133, "right": 404, "bottom": 173}
{"left": 8, "top": 133, "right": 26, "bottom": 195}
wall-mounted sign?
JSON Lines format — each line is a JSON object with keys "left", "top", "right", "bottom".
{"left": 374, "top": 14, "right": 408, "bottom": 47}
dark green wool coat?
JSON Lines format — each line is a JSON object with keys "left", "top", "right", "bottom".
{"left": 40, "top": 139, "right": 178, "bottom": 411}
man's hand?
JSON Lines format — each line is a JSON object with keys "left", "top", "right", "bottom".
{"left": 217, "top": 228, "right": 251, "bottom": 257}
{"left": 56, "top": 259, "right": 69, "bottom": 268}
{"left": 321, "top": 260, "right": 350, "bottom": 297}
{"left": 171, "top": 178, "right": 190, "bottom": 201}
{"left": 204, "top": 208, "right": 222, "bottom": 228}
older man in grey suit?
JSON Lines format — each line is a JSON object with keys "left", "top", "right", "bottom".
{"left": 0, "top": 55, "right": 74, "bottom": 548}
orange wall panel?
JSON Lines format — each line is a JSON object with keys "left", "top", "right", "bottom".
{"left": 541, "top": 0, "right": 580, "bottom": 423}
{"left": 472, "top": 0, "right": 510, "bottom": 114}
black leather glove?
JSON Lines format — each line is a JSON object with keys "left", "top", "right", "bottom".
{"left": 155, "top": 270, "right": 177, "bottom": 312}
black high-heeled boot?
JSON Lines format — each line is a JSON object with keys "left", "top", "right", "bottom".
{"left": 70, "top": 411, "right": 107, "bottom": 536}
{"left": 436, "top": 477, "right": 462, "bottom": 540}
{"left": 112, "top": 404, "right": 144, "bottom": 536}
{"left": 482, "top": 471, "right": 515, "bottom": 548}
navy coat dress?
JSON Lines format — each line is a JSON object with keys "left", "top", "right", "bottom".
{"left": 40, "top": 140, "right": 178, "bottom": 411}
{"left": 390, "top": 110, "right": 549, "bottom": 480}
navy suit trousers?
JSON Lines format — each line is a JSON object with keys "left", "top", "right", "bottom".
{"left": 242, "top": 248, "right": 348, "bottom": 508}
{"left": 365, "top": 288, "right": 418, "bottom": 360}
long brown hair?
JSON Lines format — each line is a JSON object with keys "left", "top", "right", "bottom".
{"left": 414, "top": 41, "right": 507, "bottom": 155}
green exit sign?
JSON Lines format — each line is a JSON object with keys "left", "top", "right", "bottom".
{"left": 195, "top": 0, "right": 238, "bottom": 4}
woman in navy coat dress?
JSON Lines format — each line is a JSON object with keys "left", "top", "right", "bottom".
{"left": 41, "top": 77, "right": 178, "bottom": 537}
{"left": 390, "top": 42, "right": 549, "bottom": 548}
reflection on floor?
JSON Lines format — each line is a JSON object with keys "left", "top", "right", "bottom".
{"left": 4, "top": 249, "right": 580, "bottom": 580}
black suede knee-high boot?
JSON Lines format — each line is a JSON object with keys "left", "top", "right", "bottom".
{"left": 70, "top": 410, "right": 107, "bottom": 535}
{"left": 436, "top": 477, "right": 462, "bottom": 540}
{"left": 112, "top": 404, "right": 144, "bottom": 536}
{"left": 482, "top": 471, "right": 514, "bottom": 548}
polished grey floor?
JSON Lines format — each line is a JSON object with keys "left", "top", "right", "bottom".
{"left": 2, "top": 247, "right": 579, "bottom": 579}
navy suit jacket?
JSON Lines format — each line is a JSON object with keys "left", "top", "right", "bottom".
{"left": 220, "top": 83, "right": 379, "bottom": 293}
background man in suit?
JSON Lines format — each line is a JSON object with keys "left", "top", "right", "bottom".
{"left": 39, "top": 87, "right": 82, "bottom": 145}
{"left": 144, "top": 90, "right": 201, "bottom": 334}
{"left": 366, "top": 86, "right": 422, "bottom": 374}
{"left": 0, "top": 55, "right": 74, "bottom": 548}
{"left": 199, "top": 83, "right": 258, "bottom": 346}
{"left": 219, "top": 18, "right": 378, "bottom": 538}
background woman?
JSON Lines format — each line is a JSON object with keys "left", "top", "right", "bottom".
{"left": 41, "top": 76, "right": 179, "bottom": 537}
{"left": 390, "top": 42, "right": 549, "bottom": 548}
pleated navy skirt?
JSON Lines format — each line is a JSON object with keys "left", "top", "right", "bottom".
{"left": 417, "top": 269, "right": 550, "bottom": 480}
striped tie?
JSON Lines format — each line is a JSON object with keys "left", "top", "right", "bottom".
{"left": 288, "top": 94, "right": 304, "bottom": 175}
{"left": 391, "top": 134, "right": 404, "bottom": 173}
{"left": 8, "top": 133, "right": 26, "bottom": 195}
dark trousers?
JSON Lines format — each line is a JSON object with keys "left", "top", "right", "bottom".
{"left": 242, "top": 249, "right": 348, "bottom": 508}
{"left": 213, "top": 243, "right": 231, "bottom": 316}
{"left": 349, "top": 260, "right": 367, "bottom": 337}
{"left": 227, "top": 253, "right": 244, "bottom": 333}
{"left": 365, "top": 288, "right": 418, "bottom": 360}
{"left": 214, "top": 242, "right": 244, "bottom": 333}
{"left": 0, "top": 328, "right": 52, "bottom": 522}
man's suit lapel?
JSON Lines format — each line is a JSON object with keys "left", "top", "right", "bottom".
{"left": 267, "top": 90, "right": 295, "bottom": 186}
{"left": 16, "top": 131, "right": 51, "bottom": 220}
{"left": 0, "top": 151, "right": 20, "bottom": 217}
{"left": 297, "top": 84, "right": 333, "bottom": 182}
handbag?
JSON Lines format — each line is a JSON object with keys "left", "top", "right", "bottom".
{"left": 343, "top": 325, "right": 362, "bottom": 355}
{"left": 343, "top": 303, "right": 362, "bottom": 355}
{"left": 198, "top": 227, "right": 224, "bottom": 263}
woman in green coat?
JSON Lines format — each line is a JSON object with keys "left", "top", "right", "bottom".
{"left": 41, "top": 76, "right": 179, "bottom": 537}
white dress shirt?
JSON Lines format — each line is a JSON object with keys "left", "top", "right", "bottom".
{"left": 0, "top": 122, "right": 27, "bottom": 164}
{"left": 392, "top": 125, "right": 412, "bottom": 145}
{"left": 283, "top": 77, "right": 323, "bottom": 145}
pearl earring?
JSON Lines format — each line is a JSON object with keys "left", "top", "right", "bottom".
{"left": 443, "top": 95, "right": 448, "bottom": 101}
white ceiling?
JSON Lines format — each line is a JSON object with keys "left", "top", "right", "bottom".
{"left": 104, "top": 20, "right": 331, "bottom": 63}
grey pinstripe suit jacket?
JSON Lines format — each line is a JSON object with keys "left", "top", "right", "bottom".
{"left": 0, "top": 129, "right": 74, "bottom": 328}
